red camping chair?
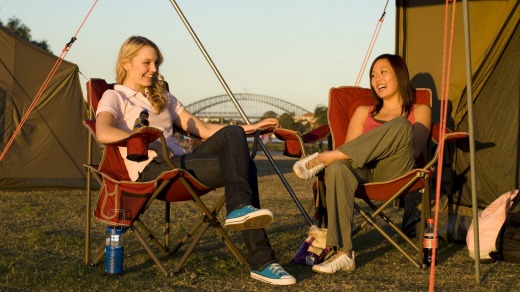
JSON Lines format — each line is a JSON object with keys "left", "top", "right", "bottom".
{"left": 275, "top": 86, "right": 469, "bottom": 268}
{"left": 83, "top": 78, "right": 263, "bottom": 275}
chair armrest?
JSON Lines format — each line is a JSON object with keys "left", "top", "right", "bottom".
{"left": 431, "top": 123, "right": 469, "bottom": 144}
{"left": 273, "top": 124, "right": 330, "bottom": 158}
{"left": 83, "top": 120, "right": 164, "bottom": 146}
{"left": 107, "top": 126, "right": 163, "bottom": 147}
{"left": 301, "top": 124, "right": 330, "bottom": 144}
{"left": 83, "top": 120, "right": 172, "bottom": 165}
{"left": 244, "top": 124, "right": 276, "bottom": 137}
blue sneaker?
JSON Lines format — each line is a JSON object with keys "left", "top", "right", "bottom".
{"left": 251, "top": 263, "right": 296, "bottom": 285}
{"left": 224, "top": 205, "right": 273, "bottom": 231}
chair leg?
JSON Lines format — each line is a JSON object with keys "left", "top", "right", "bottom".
{"left": 169, "top": 194, "right": 223, "bottom": 256}
{"left": 357, "top": 200, "right": 419, "bottom": 253}
{"left": 85, "top": 176, "right": 92, "bottom": 265}
{"left": 172, "top": 219, "right": 212, "bottom": 273}
{"left": 354, "top": 203, "right": 421, "bottom": 268}
{"left": 170, "top": 213, "right": 207, "bottom": 255}
{"left": 165, "top": 201, "right": 171, "bottom": 248}
{"left": 90, "top": 241, "right": 106, "bottom": 266}
{"left": 179, "top": 178, "right": 248, "bottom": 266}
{"left": 131, "top": 226, "right": 169, "bottom": 276}
{"left": 170, "top": 194, "right": 248, "bottom": 273}
{"left": 418, "top": 179, "right": 430, "bottom": 266}
{"left": 133, "top": 219, "right": 169, "bottom": 255}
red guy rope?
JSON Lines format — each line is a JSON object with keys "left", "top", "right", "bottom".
{"left": 0, "top": 0, "right": 99, "bottom": 162}
{"left": 355, "top": 0, "right": 389, "bottom": 87}
{"left": 429, "top": 1, "right": 457, "bottom": 291}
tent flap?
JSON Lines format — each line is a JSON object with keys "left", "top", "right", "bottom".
{"left": 0, "top": 26, "right": 100, "bottom": 189}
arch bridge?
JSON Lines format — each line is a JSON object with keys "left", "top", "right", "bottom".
{"left": 185, "top": 93, "right": 311, "bottom": 121}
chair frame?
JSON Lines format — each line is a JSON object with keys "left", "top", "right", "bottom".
{"left": 274, "top": 86, "right": 469, "bottom": 268}
{"left": 83, "top": 78, "right": 248, "bottom": 275}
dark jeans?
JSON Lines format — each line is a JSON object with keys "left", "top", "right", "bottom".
{"left": 139, "top": 125, "right": 276, "bottom": 270}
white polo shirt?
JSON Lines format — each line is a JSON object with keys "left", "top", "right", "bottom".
{"left": 96, "top": 84, "right": 187, "bottom": 181}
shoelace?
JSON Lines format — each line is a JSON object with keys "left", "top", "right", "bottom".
{"left": 323, "top": 253, "right": 348, "bottom": 269}
{"left": 244, "top": 205, "right": 257, "bottom": 211}
{"left": 269, "top": 264, "right": 287, "bottom": 276}
{"left": 305, "top": 155, "right": 320, "bottom": 169}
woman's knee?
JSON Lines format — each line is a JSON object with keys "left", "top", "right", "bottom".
{"left": 325, "top": 160, "right": 353, "bottom": 180}
{"left": 392, "top": 116, "right": 413, "bottom": 133}
{"left": 221, "top": 125, "right": 246, "bottom": 139}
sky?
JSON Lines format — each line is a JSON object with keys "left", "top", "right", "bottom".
{"left": 0, "top": 0, "right": 396, "bottom": 112}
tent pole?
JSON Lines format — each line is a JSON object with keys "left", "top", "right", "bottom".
{"left": 462, "top": 0, "right": 480, "bottom": 284}
{"left": 167, "top": 0, "right": 313, "bottom": 226}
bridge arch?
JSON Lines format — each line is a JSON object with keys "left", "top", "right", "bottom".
{"left": 185, "top": 93, "right": 311, "bottom": 120}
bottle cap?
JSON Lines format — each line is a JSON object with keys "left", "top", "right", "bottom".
{"left": 106, "top": 226, "right": 123, "bottom": 235}
{"left": 427, "top": 218, "right": 434, "bottom": 224}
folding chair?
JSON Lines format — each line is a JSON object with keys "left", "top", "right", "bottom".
{"left": 83, "top": 78, "right": 249, "bottom": 275}
{"left": 275, "top": 86, "right": 469, "bottom": 268}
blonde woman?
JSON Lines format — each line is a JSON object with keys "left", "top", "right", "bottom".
{"left": 96, "top": 36, "right": 295, "bottom": 285}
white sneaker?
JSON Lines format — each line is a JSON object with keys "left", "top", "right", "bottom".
{"left": 292, "top": 152, "right": 325, "bottom": 180}
{"left": 312, "top": 251, "right": 355, "bottom": 274}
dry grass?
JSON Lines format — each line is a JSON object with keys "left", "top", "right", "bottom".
{"left": 1, "top": 154, "right": 519, "bottom": 291}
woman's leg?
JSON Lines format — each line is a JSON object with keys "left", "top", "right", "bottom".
{"left": 192, "top": 125, "right": 255, "bottom": 212}
{"left": 336, "top": 116, "right": 415, "bottom": 180}
{"left": 191, "top": 126, "right": 277, "bottom": 269}
{"left": 139, "top": 125, "right": 276, "bottom": 270}
{"left": 324, "top": 160, "right": 371, "bottom": 251}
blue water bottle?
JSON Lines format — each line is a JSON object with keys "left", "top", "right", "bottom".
{"left": 105, "top": 226, "right": 124, "bottom": 275}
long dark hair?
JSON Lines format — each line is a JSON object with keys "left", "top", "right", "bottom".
{"left": 369, "top": 54, "right": 415, "bottom": 117}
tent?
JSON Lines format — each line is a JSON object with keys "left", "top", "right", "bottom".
{"left": 0, "top": 25, "right": 97, "bottom": 189}
{"left": 396, "top": 0, "right": 520, "bottom": 241}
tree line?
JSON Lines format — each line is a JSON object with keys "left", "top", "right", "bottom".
{"left": 1, "top": 16, "right": 52, "bottom": 53}
{"left": 2, "top": 14, "right": 329, "bottom": 133}
{"left": 257, "top": 104, "right": 328, "bottom": 133}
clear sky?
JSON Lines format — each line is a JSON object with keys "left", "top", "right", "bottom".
{"left": 0, "top": 0, "right": 395, "bottom": 112}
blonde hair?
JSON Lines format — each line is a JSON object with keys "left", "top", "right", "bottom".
{"left": 116, "top": 36, "right": 168, "bottom": 112}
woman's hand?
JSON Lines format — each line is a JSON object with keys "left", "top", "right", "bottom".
{"left": 244, "top": 118, "right": 279, "bottom": 133}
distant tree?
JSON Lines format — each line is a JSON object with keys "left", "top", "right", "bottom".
{"left": 278, "top": 112, "right": 310, "bottom": 133}
{"left": 260, "top": 110, "right": 278, "bottom": 119}
{"left": 254, "top": 110, "right": 278, "bottom": 123}
{"left": 2, "top": 17, "right": 52, "bottom": 53}
{"left": 314, "top": 105, "right": 328, "bottom": 127}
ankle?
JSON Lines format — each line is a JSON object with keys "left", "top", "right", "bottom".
{"left": 334, "top": 247, "right": 352, "bottom": 259}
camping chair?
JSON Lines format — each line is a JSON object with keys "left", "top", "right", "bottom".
{"left": 274, "top": 86, "right": 469, "bottom": 268}
{"left": 83, "top": 78, "right": 271, "bottom": 275}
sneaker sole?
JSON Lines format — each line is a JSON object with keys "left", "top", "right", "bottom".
{"left": 224, "top": 209, "right": 273, "bottom": 231}
{"left": 292, "top": 164, "right": 307, "bottom": 180}
{"left": 312, "top": 265, "right": 355, "bottom": 274}
{"left": 250, "top": 272, "right": 296, "bottom": 285}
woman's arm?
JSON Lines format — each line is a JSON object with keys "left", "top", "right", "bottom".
{"left": 345, "top": 106, "right": 370, "bottom": 143}
{"left": 242, "top": 118, "right": 279, "bottom": 133}
{"left": 173, "top": 110, "right": 279, "bottom": 140}
{"left": 318, "top": 106, "right": 369, "bottom": 166}
{"left": 95, "top": 111, "right": 132, "bottom": 143}
{"left": 412, "top": 104, "right": 432, "bottom": 158}
{"left": 173, "top": 110, "right": 224, "bottom": 140}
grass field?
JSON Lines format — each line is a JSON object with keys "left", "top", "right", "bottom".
{"left": 1, "top": 154, "right": 519, "bottom": 291}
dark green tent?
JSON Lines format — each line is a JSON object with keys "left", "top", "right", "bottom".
{"left": 397, "top": 0, "right": 520, "bottom": 240}
{"left": 0, "top": 26, "right": 98, "bottom": 189}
